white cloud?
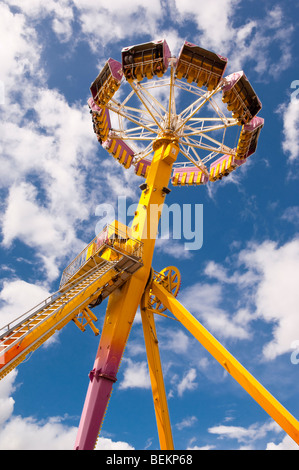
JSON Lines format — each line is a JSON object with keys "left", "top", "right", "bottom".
{"left": 176, "top": 415, "right": 197, "bottom": 431}
{"left": 277, "top": 98, "right": 299, "bottom": 162}
{"left": 162, "top": 329, "right": 189, "bottom": 354}
{"left": 266, "top": 434, "right": 299, "bottom": 450}
{"left": 0, "top": 3, "right": 42, "bottom": 86}
{"left": 208, "top": 420, "right": 281, "bottom": 445}
{"left": 0, "top": 279, "right": 51, "bottom": 330}
{"left": 0, "top": 370, "right": 77, "bottom": 450}
{"left": 0, "top": 415, "right": 77, "bottom": 450}
{"left": 282, "top": 206, "right": 299, "bottom": 226}
{"left": 173, "top": 1, "right": 293, "bottom": 78}
{"left": 0, "top": 369, "right": 134, "bottom": 450}
{"left": 227, "top": 7, "right": 293, "bottom": 77}
{"left": 1, "top": 182, "right": 83, "bottom": 281}
{"left": 181, "top": 237, "right": 299, "bottom": 361}
{"left": 3, "top": 182, "right": 68, "bottom": 249}
{"left": 204, "top": 259, "right": 259, "bottom": 287}
{"left": 119, "top": 358, "right": 151, "bottom": 390}
{"left": 174, "top": 0, "right": 238, "bottom": 51}
{"left": 0, "top": 6, "right": 117, "bottom": 281}
{"left": 5, "top": 0, "right": 74, "bottom": 42}
{"left": 3, "top": 0, "right": 294, "bottom": 85}
{"left": 177, "top": 367, "right": 197, "bottom": 397}
{"left": 180, "top": 282, "right": 251, "bottom": 340}
{"left": 187, "top": 444, "right": 215, "bottom": 450}
{"left": 155, "top": 238, "right": 193, "bottom": 259}
{"left": 5, "top": 0, "right": 294, "bottom": 84}
{"left": 0, "top": 370, "right": 17, "bottom": 427}
{"left": 239, "top": 239, "right": 299, "bottom": 360}
{"left": 95, "top": 436, "right": 134, "bottom": 450}
{"left": 72, "top": 0, "right": 163, "bottom": 50}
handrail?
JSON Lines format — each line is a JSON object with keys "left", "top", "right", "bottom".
{"left": 0, "top": 260, "right": 114, "bottom": 340}
{"left": 60, "top": 223, "right": 143, "bottom": 288}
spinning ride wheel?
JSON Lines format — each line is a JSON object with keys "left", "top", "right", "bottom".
{"left": 89, "top": 40, "right": 264, "bottom": 186}
{"left": 2, "top": 38, "right": 298, "bottom": 452}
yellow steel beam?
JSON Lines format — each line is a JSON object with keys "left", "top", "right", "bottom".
{"left": 0, "top": 266, "right": 119, "bottom": 381}
{"left": 140, "top": 289, "right": 174, "bottom": 450}
{"left": 74, "top": 139, "right": 180, "bottom": 449}
{"left": 152, "top": 280, "right": 299, "bottom": 446}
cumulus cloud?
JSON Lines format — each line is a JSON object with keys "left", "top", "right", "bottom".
{"left": 266, "top": 434, "right": 299, "bottom": 450}
{"left": 175, "top": 415, "right": 197, "bottom": 431}
{"left": 72, "top": 0, "right": 163, "bottom": 51}
{"left": 161, "top": 329, "right": 190, "bottom": 354}
{"left": 277, "top": 97, "right": 299, "bottom": 162}
{"left": 180, "top": 282, "right": 251, "bottom": 340}
{"left": 281, "top": 206, "right": 299, "bottom": 226}
{"left": 0, "top": 3, "right": 133, "bottom": 281}
{"left": 192, "top": 238, "right": 299, "bottom": 361}
{"left": 95, "top": 436, "right": 134, "bottom": 450}
{"left": 0, "top": 369, "right": 135, "bottom": 450}
{"left": 177, "top": 368, "right": 197, "bottom": 397}
{"left": 0, "top": 3, "right": 42, "bottom": 86}
{"left": 0, "top": 279, "right": 51, "bottom": 329}
{"left": 0, "top": 370, "right": 77, "bottom": 450}
{"left": 119, "top": 358, "right": 151, "bottom": 390}
{"left": 238, "top": 239, "right": 299, "bottom": 360}
{"left": 0, "top": 370, "right": 17, "bottom": 427}
{"left": 155, "top": 238, "right": 193, "bottom": 259}
{"left": 4, "top": 0, "right": 295, "bottom": 82}
{"left": 174, "top": 0, "right": 238, "bottom": 51}
{"left": 173, "top": 1, "right": 293, "bottom": 78}
{"left": 5, "top": 0, "right": 74, "bottom": 42}
{"left": 208, "top": 420, "right": 282, "bottom": 446}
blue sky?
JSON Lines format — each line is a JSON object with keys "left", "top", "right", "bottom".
{"left": 0, "top": 0, "right": 299, "bottom": 450}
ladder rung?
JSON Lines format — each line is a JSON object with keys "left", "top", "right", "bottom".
{"left": 0, "top": 261, "right": 119, "bottom": 349}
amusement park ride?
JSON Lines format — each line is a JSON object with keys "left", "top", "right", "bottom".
{"left": 0, "top": 39, "right": 298, "bottom": 450}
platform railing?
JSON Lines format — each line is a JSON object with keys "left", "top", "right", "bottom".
{"left": 59, "top": 224, "right": 143, "bottom": 288}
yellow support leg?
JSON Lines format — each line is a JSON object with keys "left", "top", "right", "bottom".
{"left": 140, "top": 290, "right": 174, "bottom": 450}
{"left": 74, "top": 139, "right": 180, "bottom": 450}
{"left": 152, "top": 280, "right": 299, "bottom": 446}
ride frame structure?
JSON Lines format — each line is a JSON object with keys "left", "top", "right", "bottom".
{"left": 0, "top": 39, "right": 298, "bottom": 450}
{"left": 74, "top": 139, "right": 299, "bottom": 451}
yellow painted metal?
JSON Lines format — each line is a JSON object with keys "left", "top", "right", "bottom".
{"left": 140, "top": 289, "right": 174, "bottom": 450}
{"left": 152, "top": 280, "right": 299, "bottom": 446}
{"left": 149, "top": 266, "right": 181, "bottom": 314}
{"left": 103, "top": 140, "right": 180, "bottom": 323}
{"left": 0, "top": 266, "right": 120, "bottom": 381}
{"left": 72, "top": 307, "right": 100, "bottom": 336}
{"left": 107, "top": 138, "right": 180, "bottom": 331}
{"left": 75, "top": 139, "right": 180, "bottom": 446}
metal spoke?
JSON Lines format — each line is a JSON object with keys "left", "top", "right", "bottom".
{"left": 100, "top": 61, "right": 241, "bottom": 171}
{"left": 107, "top": 103, "right": 160, "bottom": 135}
{"left": 168, "top": 59, "right": 177, "bottom": 130}
{"left": 128, "top": 81, "right": 165, "bottom": 131}
{"left": 176, "top": 86, "right": 221, "bottom": 131}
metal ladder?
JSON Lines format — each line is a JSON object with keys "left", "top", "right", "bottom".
{"left": 0, "top": 260, "right": 120, "bottom": 380}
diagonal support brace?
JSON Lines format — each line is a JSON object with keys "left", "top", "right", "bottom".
{"left": 152, "top": 280, "right": 299, "bottom": 446}
{"left": 72, "top": 307, "right": 100, "bottom": 336}
{"left": 140, "top": 288, "right": 174, "bottom": 450}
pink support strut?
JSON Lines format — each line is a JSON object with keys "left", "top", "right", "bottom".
{"left": 74, "top": 363, "right": 118, "bottom": 450}
{"left": 74, "top": 336, "right": 123, "bottom": 450}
